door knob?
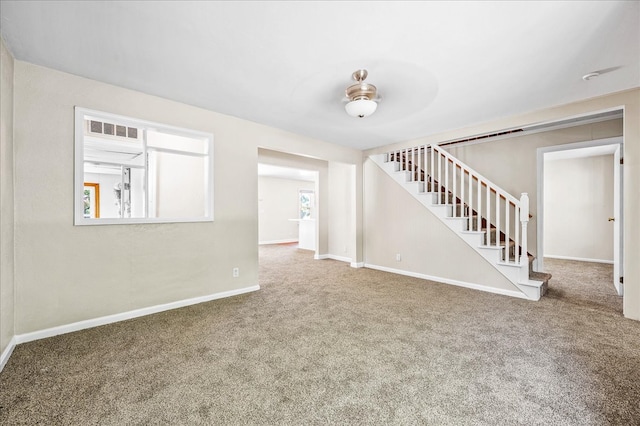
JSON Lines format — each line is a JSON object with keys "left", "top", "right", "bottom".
{"left": 608, "top": 217, "right": 615, "bottom": 222}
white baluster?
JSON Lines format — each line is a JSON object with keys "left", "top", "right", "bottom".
{"left": 505, "top": 200, "right": 510, "bottom": 263}
{"left": 430, "top": 145, "right": 435, "bottom": 194}
{"left": 468, "top": 168, "right": 472, "bottom": 220}
{"left": 515, "top": 205, "right": 520, "bottom": 264}
{"left": 486, "top": 184, "right": 491, "bottom": 246}
{"left": 417, "top": 147, "right": 421, "bottom": 184}
{"left": 403, "top": 149, "right": 407, "bottom": 171}
{"left": 445, "top": 158, "right": 449, "bottom": 206}
{"left": 422, "top": 145, "right": 427, "bottom": 185}
{"left": 461, "top": 167, "right": 465, "bottom": 218}
{"left": 453, "top": 162, "right": 457, "bottom": 215}
{"left": 477, "top": 178, "right": 481, "bottom": 232}
{"left": 411, "top": 147, "right": 415, "bottom": 181}
{"left": 437, "top": 149, "right": 442, "bottom": 203}
{"left": 406, "top": 148, "right": 410, "bottom": 172}
{"left": 520, "top": 193, "right": 529, "bottom": 266}
{"left": 496, "top": 193, "right": 501, "bottom": 255}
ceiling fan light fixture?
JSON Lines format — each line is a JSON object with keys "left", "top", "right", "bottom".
{"left": 344, "top": 69, "right": 378, "bottom": 118}
{"left": 345, "top": 98, "right": 378, "bottom": 118}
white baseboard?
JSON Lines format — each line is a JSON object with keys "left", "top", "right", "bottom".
{"left": 15, "top": 285, "right": 260, "bottom": 345}
{"left": 364, "top": 263, "right": 527, "bottom": 299}
{"left": 545, "top": 254, "right": 614, "bottom": 264}
{"left": 0, "top": 336, "right": 17, "bottom": 372}
{"left": 326, "top": 254, "right": 351, "bottom": 263}
{"left": 259, "top": 239, "right": 298, "bottom": 245}
{"left": 313, "top": 254, "right": 362, "bottom": 267}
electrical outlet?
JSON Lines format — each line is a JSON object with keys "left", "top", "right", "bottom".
{"left": 232, "top": 267, "right": 239, "bottom": 278}
{"left": 396, "top": 253, "right": 401, "bottom": 262}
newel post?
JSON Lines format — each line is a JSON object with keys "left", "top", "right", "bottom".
{"left": 520, "top": 193, "right": 529, "bottom": 269}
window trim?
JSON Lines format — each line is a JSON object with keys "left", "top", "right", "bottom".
{"left": 74, "top": 107, "right": 214, "bottom": 225}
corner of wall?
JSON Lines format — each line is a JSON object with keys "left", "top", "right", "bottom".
{"left": 0, "top": 35, "right": 17, "bottom": 368}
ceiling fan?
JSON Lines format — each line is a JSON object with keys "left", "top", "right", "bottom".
{"left": 344, "top": 69, "right": 380, "bottom": 118}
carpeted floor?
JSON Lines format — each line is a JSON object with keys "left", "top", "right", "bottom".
{"left": 1, "top": 245, "right": 638, "bottom": 425}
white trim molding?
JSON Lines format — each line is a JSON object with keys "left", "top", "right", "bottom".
{"left": 545, "top": 254, "right": 614, "bottom": 264}
{"left": 15, "top": 285, "right": 260, "bottom": 345}
{"left": 325, "top": 254, "right": 351, "bottom": 263}
{"left": 0, "top": 337, "right": 17, "bottom": 372}
{"left": 314, "top": 254, "right": 361, "bottom": 266}
{"left": 259, "top": 239, "right": 298, "bottom": 245}
{"left": 364, "top": 263, "right": 528, "bottom": 299}
{"left": 536, "top": 135, "right": 623, "bottom": 272}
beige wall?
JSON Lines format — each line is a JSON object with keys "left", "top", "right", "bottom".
{"left": 12, "top": 62, "right": 361, "bottom": 335}
{"left": 365, "top": 88, "right": 640, "bottom": 320}
{"left": 544, "top": 155, "right": 614, "bottom": 262}
{"left": 1, "top": 38, "right": 16, "bottom": 358}
{"left": 258, "top": 176, "right": 314, "bottom": 244}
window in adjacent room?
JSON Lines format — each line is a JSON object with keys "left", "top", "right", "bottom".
{"left": 299, "top": 189, "right": 314, "bottom": 219}
{"left": 74, "top": 107, "right": 214, "bottom": 225}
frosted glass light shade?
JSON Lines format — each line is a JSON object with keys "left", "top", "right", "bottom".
{"left": 345, "top": 99, "right": 377, "bottom": 118}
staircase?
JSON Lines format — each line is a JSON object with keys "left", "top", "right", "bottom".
{"left": 371, "top": 144, "right": 550, "bottom": 301}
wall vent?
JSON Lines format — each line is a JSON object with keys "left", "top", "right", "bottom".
{"left": 88, "top": 120, "right": 138, "bottom": 139}
{"left": 439, "top": 129, "right": 524, "bottom": 147}
{"left": 437, "top": 110, "right": 622, "bottom": 149}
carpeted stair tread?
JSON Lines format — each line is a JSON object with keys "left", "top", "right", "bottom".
{"left": 530, "top": 270, "right": 552, "bottom": 282}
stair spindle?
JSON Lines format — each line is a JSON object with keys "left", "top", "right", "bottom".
{"left": 515, "top": 206, "right": 520, "bottom": 264}
{"left": 477, "top": 178, "right": 481, "bottom": 232}
{"left": 486, "top": 184, "right": 491, "bottom": 246}
{"left": 453, "top": 162, "right": 457, "bottom": 216}
{"left": 520, "top": 193, "right": 529, "bottom": 267}
{"left": 505, "top": 200, "right": 510, "bottom": 263}
{"left": 496, "top": 194, "right": 501, "bottom": 258}
{"left": 460, "top": 166, "right": 465, "bottom": 218}
{"left": 437, "top": 149, "right": 442, "bottom": 203}
{"left": 445, "top": 157, "right": 449, "bottom": 206}
{"left": 468, "top": 169, "right": 472, "bottom": 223}
{"left": 413, "top": 148, "right": 416, "bottom": 182}
{"left": 430, "top": 146, "right": 435, "bottom": 194}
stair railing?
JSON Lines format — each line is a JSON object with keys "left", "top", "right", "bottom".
{"left": 386, "top": 145, "right": 529, "bottom": 266}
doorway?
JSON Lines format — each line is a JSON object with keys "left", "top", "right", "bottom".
{"left": 257, "top": 163, "right": 319, "bottom": 255}
{"left": 537, "top": 137, "right": 623, "bottom": 299}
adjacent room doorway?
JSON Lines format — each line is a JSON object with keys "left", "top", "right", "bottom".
{"left": 537, "top": 137, "right": 624, "bottom": 299}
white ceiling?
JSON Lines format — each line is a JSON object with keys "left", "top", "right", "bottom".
{"left": 1, "top": 1, "right": 638, "bottom": 150}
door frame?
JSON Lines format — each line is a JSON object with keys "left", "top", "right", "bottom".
{"left": 536, "top": 136, "right": 623, "bottom": 293}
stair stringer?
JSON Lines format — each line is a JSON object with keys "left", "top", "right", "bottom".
{"left": 371, "top": 154, "right": 543, "bottom": 301}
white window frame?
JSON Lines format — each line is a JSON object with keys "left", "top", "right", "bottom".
{"left": 74, "top": 107, "right": 214, "bottom": 225}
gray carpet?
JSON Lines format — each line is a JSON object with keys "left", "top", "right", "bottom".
{"left": 1, "top": 245, "right": 638, "bottom": 425}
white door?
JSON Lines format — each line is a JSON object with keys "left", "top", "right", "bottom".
{"left": 613, "top": 144, "right": 624, "bottom": 296}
